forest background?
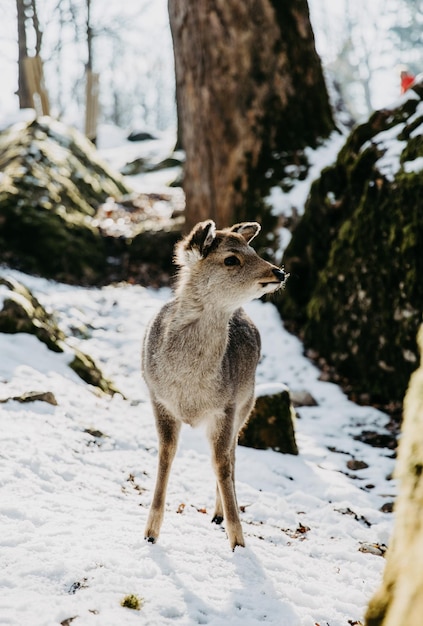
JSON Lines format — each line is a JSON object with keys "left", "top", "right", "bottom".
{"left": 1, "top": 0, "right": 422, "bottom": 134}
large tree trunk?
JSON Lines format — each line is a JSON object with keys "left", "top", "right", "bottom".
{"left": 365, "top": 326, "right": 423, "bottom": 626}
{"left": 168, "top": 0, "right": 334, "bottom": 230}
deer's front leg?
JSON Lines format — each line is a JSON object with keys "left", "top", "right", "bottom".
{"left": 208, "top": 410, "right": 244, "bottom": 550}
{"left": 145, "top": 403, "right": 181, "bottom": 544}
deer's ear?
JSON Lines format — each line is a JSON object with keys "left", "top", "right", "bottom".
{"left": 174, "top": 220, "right": 216, "bottom": 266}
{"left": 230, "top": 222, "right": 261, "bottom": 243}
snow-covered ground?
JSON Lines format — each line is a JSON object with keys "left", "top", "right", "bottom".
{"left": 0, "top": 263, "right": 395, "bottom": 626}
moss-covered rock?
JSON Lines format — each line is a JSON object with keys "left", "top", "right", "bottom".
{"left": 0, "top": 276, "right": 65, "bottom": 351}
{"left": 128, "top": 225, "right": 182, "bottom": 274}
{"left": 69, "top": 350, "right": 120, "bottom": 396}
{"left": 0, "top": 276, "right": 118, "bottom": 395}
{"left": 365, "top": 326, "right": 423, "bottom": 626}
{"left": 0, "top": 390, "right": 58, "bottom": 405}
{"left": 239, "top": 384, "right": 298, "bottom": 454}
{"left": 0, "top": 117, "right": 185, "bottom": 286}
{"left": 0, "top": 117, "right": 131, "bottom": 283}
{"left": 279, "top": 79, "right": 423, "bottom": 403}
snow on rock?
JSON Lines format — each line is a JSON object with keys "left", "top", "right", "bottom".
{"left": 0, "top": 267, "right": 395, "bottom": 626}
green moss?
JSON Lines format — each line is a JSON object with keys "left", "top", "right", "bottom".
{"left": 69, "top": 350, "right": 119, "bottom": 396}
{"left": 0, "top": 118, "right": 131, "bottom": 284}
{"left": 0, "top": 277, "right": 65, "bottom": 352}
{"left": 239, "top": 389, "right": 298, "bottom": 454}
{"left": 0, "top": 197, "right": 107, "bottom": 282}
{"left": 0, "top": 276, "right": 120, "bottom": 395}
{"left": 120, "top": 594, "right": 143, "bottom": 610}
{"left": 279, "top": 84, "right": 423, "bottom": 403}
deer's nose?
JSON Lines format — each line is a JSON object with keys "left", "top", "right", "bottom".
{"left": 272, "top": 268, "right": 285, "bottom": 282}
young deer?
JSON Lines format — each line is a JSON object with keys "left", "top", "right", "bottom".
{"left": 142, "top": 220, "right": 286, "bottom": 550}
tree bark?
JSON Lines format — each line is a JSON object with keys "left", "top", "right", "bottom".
{"left": 86, "top": 0, "right": 94, "bottom": 71}
{"left": 168, "top": 0, "right": 334, "bottom": 230}
{"left": 16, "top": 0, "right": 32, "bottom": 109}
{"left": 365, "top": 326, "right": 423, "bottom": 626}
{"left": 30, "top": 0, "right": 43, "bottom": 56}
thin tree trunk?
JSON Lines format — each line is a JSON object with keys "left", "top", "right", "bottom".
{"left": 30, "top": 0, "right": 43, "bottom": 56}
{"left": 86, "top": 0, "right": 93, "bottom": 71}
{"left": 16, "top": 0, "right": 32, "bottom": 109}
{"left": 168, "top": 0, "right": 334, "bottom": 230}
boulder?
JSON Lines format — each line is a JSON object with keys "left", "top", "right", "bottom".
{"left": 0, "top": 117, "right": 131, "bottom": 283}
{"left": 0, "top": 277, "right": 65, "bottom": 351}
{"left": 239, "top": 383, "right": 298, "bottom": 454}
{"left": 0, "top": 277, "right": 118, "bottom": 396}
{"left": 279, "top": 79, "right": 423, "bottom": 403}
{"left": 127, "top": 130, "right": 157, "bottom": 142}
{"left": 0, "top": 117, "right": 183, "bottom": 286}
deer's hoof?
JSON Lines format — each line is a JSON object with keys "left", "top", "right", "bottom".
{"left": 231, "top": 539, "right": 246, "bottom": 551}
{"left": 211, "top": 515, "right": 224, "bottom": 525}
{"left": 145, "top": 536, "right": 157, "bottom": 544}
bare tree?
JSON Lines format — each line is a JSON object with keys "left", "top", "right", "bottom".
{"left": 16, "top": 0, "right": 31, "bottom": 108}
{"left": 16, "top": 0, "right": 44, "bottom": 109}
{"left": 169, "top": 0, "right": 335, "bottom": 230}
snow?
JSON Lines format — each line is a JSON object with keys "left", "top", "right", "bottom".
{"left": 362, "top": 123, "right": 407, "bottom": 182}
{"left": 268, "top": 131, "right": 346, "bottom": 220}
{"left": 403, "top": 156, "right": 423, "bottom": 174}
{"left": 267, "top": 131, "right": 347, "bottom": 256}
{"left": 0, "top": 266, "right": 395, "bottom": 626}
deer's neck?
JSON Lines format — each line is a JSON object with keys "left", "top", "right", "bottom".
{"left": 170, "top": 290, "right": 234, "bottom": 364}
{"left": 173, "top": 281, "right": 233, "bottom": 327}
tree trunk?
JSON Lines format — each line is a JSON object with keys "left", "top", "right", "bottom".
{"left": 86, "top": 0, "right": 94, "bottom": 71}
{"left": 168, "top": 0, "right": 335, "bottom": 230}
{"left": 30, "top": 0, "right": 43, "bottom": 56}
{"left": 365, "top": 326, "right": 423, "bottom": 626}
{"left": 16, "top": 0, "right": 32, "bottom": 109}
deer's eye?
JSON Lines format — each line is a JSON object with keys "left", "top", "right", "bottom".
{"left": 224, "top": 255, "right": 240, "bottom": 267}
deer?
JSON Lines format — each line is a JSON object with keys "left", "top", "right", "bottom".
{"left": 142, "top": 220, "right": 287, "bottom": 550}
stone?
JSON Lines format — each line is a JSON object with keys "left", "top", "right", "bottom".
{"left": 239, "top": 383, "right": 298, "bottom": 455}
{"left": 0, "top": 276, "right": 119, "bottom": 396}
{"left": 279, "top": 78, "right": 423, "bottom": 404}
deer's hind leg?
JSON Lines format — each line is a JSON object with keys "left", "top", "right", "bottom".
{"left": 208, "top": 407, "right": 245, "bottom": 550}
{"left": 211, "top": 442, "right": 235, "bottom": 525}
{"left": 145, "top": 402, "right": 181, "bottom": 544}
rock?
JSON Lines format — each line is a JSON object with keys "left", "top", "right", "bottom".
{"left": 0, "top": 390, "right": 58, "bottom": 405}
{"left": 354, "top": 431, "right": 397, "bottom": 451}
{"left": 380, "top": 502, "right": 394, "bottom": 514}
{"left": 69, "top": 349, "right": 119, "bottom": 396}
{"left": 289, "top": 388, "right": 318, "bottom": 407}
{"left": 121, "top": 155, "right": 183, "bottom": 176}
{"left": 0, "top": 117, "right": 131, "bottom": 283}
{"left": 0, "top": 117, "right": 184, "bottom": 285}
{"left": 128, "top": 222, "right": 182, "bottom": 276}
{"left": 279, "top": 78, "right": 423, "bottom": 404}
{"left": 359, "top": 542, "right": 387, "bottom": 557}
{"left": 127, "top": 130, "right": 157, "bottom": 142}
{"left": 0, "top": 276, "right": 119, "bottom": 396}
{"left": 0, "top": 277, "right": 65, "bottom": 351}
{"left": 365, "top": 325, "right": 423, "bottom": 625}
{"left": 120, "top": 157, "right": 148, "bottom": 175}
{"left": 347, "top": 459, "right": 369, "bottom": 471}
{"left": 239, "top": 383, "right": 298, "bottom": 454}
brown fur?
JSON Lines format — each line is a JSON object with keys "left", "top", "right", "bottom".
{"left": 142, "top": 220, "right": 286, "bottom": 549}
